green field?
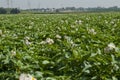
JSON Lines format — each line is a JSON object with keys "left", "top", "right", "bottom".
{"left": 0, "top": 13, "right": 120, "bottom": 80}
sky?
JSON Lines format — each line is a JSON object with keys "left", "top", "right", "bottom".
{"left": 0, "top": 0, "right": 120, "bottom": 9}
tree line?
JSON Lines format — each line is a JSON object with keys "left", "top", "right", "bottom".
{"left": 0, "top": 7, "right": 20, "bottom": 14}
{"left": 26, "top": 6, "right": 120, "bottom": 13}
{"left": 1, "top": 6, "right": 120, "bottom": 14}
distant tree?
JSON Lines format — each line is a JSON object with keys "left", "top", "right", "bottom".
{"left": 65, "top": 7, "right": 75, "bottom": 10}
{"left": 0, "top": 8, "right": 7, "bottom": 14}
{"left": 10, "top": 8, "right": 20, "bottom": 14}
{"left": 55, "top": 9, "right": 59, "bottom": 13}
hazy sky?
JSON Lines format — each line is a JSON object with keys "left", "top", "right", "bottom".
{"left": 0, "top": 0, "right": 120, "bottom": 9}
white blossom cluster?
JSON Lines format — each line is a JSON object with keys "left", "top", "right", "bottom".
{"left": 104, "top": 43, "right": 117, "bottom": 53}
{"left": 40, "top": 38, "right": 54, "bottom": 45}
{"left": 24, "top": 36, "right": 31, "bottom": 45}
{"left": 19, "top": 73, "right": 37, "bottom": 80}
{"left": 87, "top": 28, "right": 97, "bottom": 35}
{"left": 55, "top": 34, "right": 61, "bottom": 39}
{"left": 70, "top": 25, "right": 76, "bottom": 28}
{"left": 64, "top": 35, "right": 76, "bottom": 46}
{"left": 75, "top": 20, "right": 82, "bottom": 24}
{"left": 11, "top": 50, "right": 16, "bottom": 56}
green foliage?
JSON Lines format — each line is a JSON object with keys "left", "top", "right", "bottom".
{"left": 10, "top": 8, "right": 20, "bottom": 14}
{"left": 0, "top": 8, "right": 7, "bottom": 14}
{"left": 0, "top": 13, "right": 120, "bottom": 80}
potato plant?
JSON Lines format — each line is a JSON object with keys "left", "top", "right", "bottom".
{"left": 0, "top": 13, "right": 120, "bottom": 80}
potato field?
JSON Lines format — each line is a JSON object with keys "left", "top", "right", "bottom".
{"left": 0, "top": 13, "right": 120, "bottom": 80}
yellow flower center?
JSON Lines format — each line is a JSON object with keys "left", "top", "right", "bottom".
{"left": 32, "top": 77, "right": 36, "bottom": 80}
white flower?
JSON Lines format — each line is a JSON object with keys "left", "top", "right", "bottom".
{"left": 0, "top": 30, "right": 2, "bottom": 35}
{"left": 46, "top": 38, "right": 54, "bottom": 45}
{"left": 104, "top": 43, "right": 116, "bottom": 53}
{"left": 108, "top": 43, "right": 116, "bottom": 50}
{"left": 110, "top": 20, "right": 115, "bottom": 24}
{"left": 30, "top": 22, "right": 34, "bottom": 25}
{"left": 105, "top": 20, "right": 108, "bottom": 24}
{"left": 55, "top": 34, "right": 61, "bottom": 39}
{"left": 75, "top": 20, "right": 82, "bottom": 24}
{"left": 86, "top": 18, "right": 90, "bottom": 20}
{"left": 25, "top": 40, "right": 31, "bottom": 45}
{"left": 11, "top": 50, "right": 16, "bottom": 56}
{"left": 13, "top": 34, "right": 18, "bottom": 39}
{"left": 71, "top": 25, "right": 75, "bottom": 28}
{"left": 24, "top": 37, "right": 31, "bottom": 45}
{"left": 64, "top": 36, "right": 75, "bottom": 46}
{"left": 88, "top": 28, "right": 97, "bottom": 35}
{"left": 40, "top": 38, "right": 54, "bottom": 45}
{"left": 64, "top": 36, "right": 70, "bottom": 40}
{"left": 42, "top": 60, "right": 50, "bottom": 65}
{"left": 19, "top": 74, "right": 37, "bottom": 80}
